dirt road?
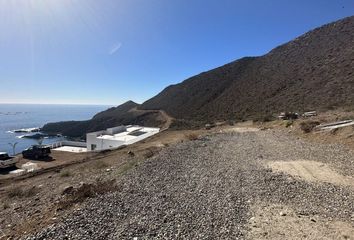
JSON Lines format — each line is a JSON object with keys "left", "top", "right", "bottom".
{"left": 129, "top": 107, "right": 174, "bottom": 130}
{"left": 18, "top": 129, "right": 354, "bottom": 239}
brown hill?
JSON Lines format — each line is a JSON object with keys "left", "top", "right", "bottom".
{"left": 91, "top": 100, "right": 138, "bottom": 120}
{"left": 42, "top": 101, "right": 167, "bottom": 138}
{"left": 43, "top": 16, "right": 354, "bottom": 136}
{"left": 141, "top": 16, "right": 354, "bottom": 122}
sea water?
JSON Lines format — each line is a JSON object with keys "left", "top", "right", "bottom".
{"left": 0, "top": 104, "right": 110, "bottom": 154}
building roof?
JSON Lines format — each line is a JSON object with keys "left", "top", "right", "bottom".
{"left": 126, "top": 126, "right": 142, "bottom": 132}
{"left": 97, "top": 134, "right": 137, "bottom": 142}
{"left": 95, "top": 126, "right": 159, "bottom": 142}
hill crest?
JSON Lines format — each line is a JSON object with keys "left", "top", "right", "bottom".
{"left": 43, "top": 15, "right": 354, "bottom": 136}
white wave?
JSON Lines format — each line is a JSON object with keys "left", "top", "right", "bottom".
{"left": 11, "top": 127, "right": 40, "bottom": 133}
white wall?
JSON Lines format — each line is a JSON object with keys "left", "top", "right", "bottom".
{"left": 61, "top": 141, "right": 87, "bottom": 147}
{"left": 87, "top": 136, "right": 126, "bottom": 151}
{"left": 51, "top": 141, "right": 87, "bottom": 149}
{"left": 86, "top": 126, "right": 160, "bottom": 152}
{"left": 86, "top": 131, "right": 103, "bottom": 151}
{"left": 106, "top": 126, "right": 126, "bottom": 135}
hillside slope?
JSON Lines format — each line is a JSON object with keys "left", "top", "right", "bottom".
{"left": 42, "top": 101, "right": 167, "bottom": 138}
{"left": 142, "top": 16, "right": 354, "bottom": 121}
{"left": 43, "top": 16, "right": 354, "bottom": 136}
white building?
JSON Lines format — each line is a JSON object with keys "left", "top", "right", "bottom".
{"left": 86, "top": 125, "right": 160, "bottom": 151}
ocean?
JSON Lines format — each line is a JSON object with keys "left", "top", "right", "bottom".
{"left": 0, "top": 104, "right": 110, "bottom": 154}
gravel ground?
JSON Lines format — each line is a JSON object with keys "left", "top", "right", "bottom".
{"left": 23, "top": 130, "right": 354, "bottom": 239}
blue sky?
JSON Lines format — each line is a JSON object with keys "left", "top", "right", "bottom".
{"left": 0, "top": 0, "right": 353, "bottom": 105}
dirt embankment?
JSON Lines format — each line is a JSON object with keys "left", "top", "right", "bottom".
{"left": 7, "top": 127, "right": 354, "bottom": 240}
{"left": 0, "top": 128, "right": 206, "bottom": 239}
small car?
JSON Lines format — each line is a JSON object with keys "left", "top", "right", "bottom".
{"left": 22, "top": 145, "right": 51, "bottom": 160}
{"left": 0, "top": 152, "right": 18, "bottom": 169}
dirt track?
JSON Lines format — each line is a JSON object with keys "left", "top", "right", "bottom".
{"left": 21, "top": 128, "right": 354, "bottom": 239}
{"left": 129, "top": 107, "right": 174, "bottom": 130}
{"left": 268, "top": 160, "right": 354, "bottom": 187}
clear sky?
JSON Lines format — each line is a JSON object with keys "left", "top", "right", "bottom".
{"left": 0, "top": 0, "right": 353, "bottom": 105}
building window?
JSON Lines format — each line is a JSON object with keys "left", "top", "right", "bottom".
{"left": 91, "top": 144, "right": 97, "bottom": 151}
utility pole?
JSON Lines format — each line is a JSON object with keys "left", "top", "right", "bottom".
{"left": 8, "top": 142, "right": 18, "bottom": 156}
{"left": 37, "top": 137, "right": 44, "bottom": 146}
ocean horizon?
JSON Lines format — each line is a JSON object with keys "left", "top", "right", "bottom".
{"left": 0, "top": 103, "right": 111, "bottom": 154}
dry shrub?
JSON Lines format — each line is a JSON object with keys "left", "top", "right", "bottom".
{"left": 330, "top": 128, "right": 339, "bottom": 135}
{"left": 227, "top": 120, "right": 235, "bottom": 126}
{"left": 338, "top": 115, "right": 354, "bottom": 121}
{"left": 285, "top": 120, "right": 293, "bottom": 128}
{"left": 300, "top": 120, "right": 320, "bottom": 133}
{"left": 60, "top": 170, "right": 71, "bottom": 178}
{"left": 186, "top": 133, "right": 199, "bottom": 141}
{"left": 143, "top": 149, "right": 154, "bottom": 158}
{"left": 93, "top": 160, "right": 110, "bottom": 169}
{"left": 253, "top": 114, "right": 275, "bottom": 122}
{"left": 117, "top": 161, "right": 137, "bottom": 175}
{"left": 59, "top": 180, "right": 118, "bottom": 209}
{"left": 8, "top": 186, "right": 39, "bottom": 198}
{"left": 127, "top": 151, "right": 135, "bottom": 157}
{"left": 3, "top": 201, "right": 10, "bottom": 209}
{"left": 205, "top": 123, "right": 216, "bottom": 130}
{"left": 142, "top": 147, "right": 160, "bottom": 159}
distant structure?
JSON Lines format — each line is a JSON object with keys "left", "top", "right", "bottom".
{"left": 86, "top": 125, "right": 160, "bottom": 151}
{"left": 302, "top": 111, "right": 317, "bottom": 118}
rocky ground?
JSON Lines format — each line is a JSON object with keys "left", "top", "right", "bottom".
{"left": 21, "top": 128, "right": 354, "bottom": 239}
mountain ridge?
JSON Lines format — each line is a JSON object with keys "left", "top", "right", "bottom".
{"left": 141, "top": 15, "right": 354, "bottom": 121}
{"left": 42, "top": 15, "right": 354, "bottom": 137}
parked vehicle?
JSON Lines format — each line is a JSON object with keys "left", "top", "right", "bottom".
{"left": 0, "top": 152, "right": 18, "bottom": 169}
{"left": 205, "top": 123, "right": 216, "bottom": 130}
{"left": 22, "top": 145, "right": 51, "bottom": 160}
{"left": 278, "top": 112, "right": 299, "bottom": 120}
{"left": 302, "top": 111, "right": 317, "bottom": 118}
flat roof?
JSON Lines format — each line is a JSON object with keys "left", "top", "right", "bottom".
{"left": 97, "top": 134, "right": 137, "bottom": 142}
{"left": 96, "top": 126, "right": 159, "bottom": 142}
{"left": 53, "top": 146, "right": 87, "bottom": 153}
{"left": 126, "top": 126, "right": 142, "bottom": 132}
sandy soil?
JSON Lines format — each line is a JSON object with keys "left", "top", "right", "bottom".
{"left": 248, "top": 203, "right": 354, "bottom": 240}
{"left": 268, "top": 160, "right": 354, "bottom": 187}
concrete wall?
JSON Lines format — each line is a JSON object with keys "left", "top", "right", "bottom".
{"left": 86, "top": 126, "right": 160, "bottom": 152}
{"left": 51, "top": 141, "right": 87, "bottom": 149}
{"left": 86, "top": 135, "right": 126, "bottom": 151}
{"left": 62, "top": 141, "right": 87, "bottom": 147}
{"left": 106, "top": 126, "right": 126, "bottom": 135}
{"left": 87, "top": 137, "right": 126, "bottom": 151}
